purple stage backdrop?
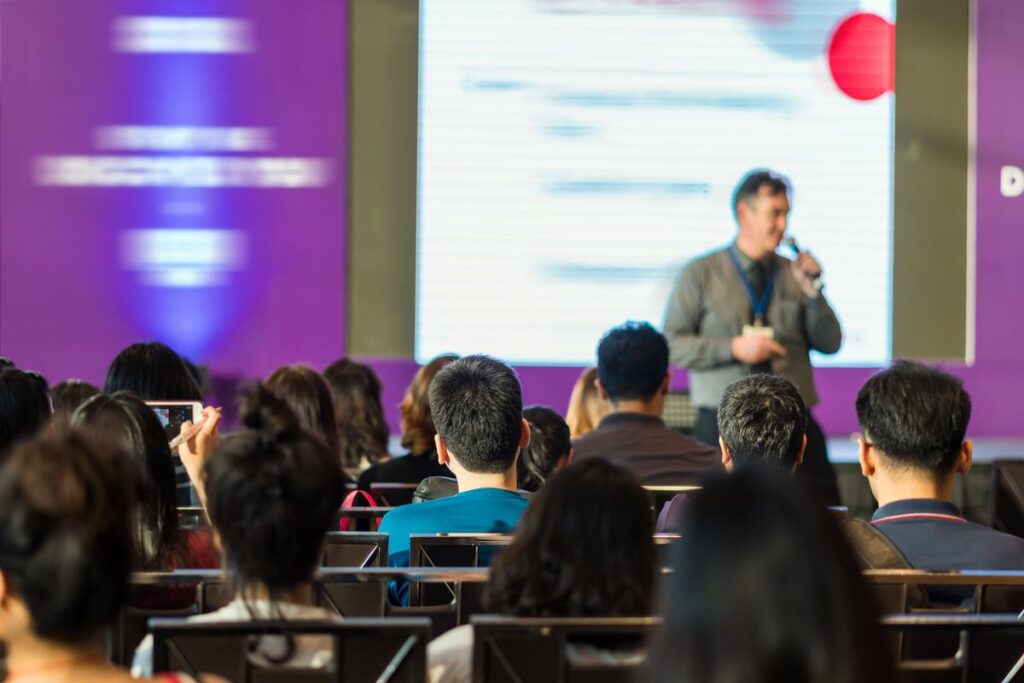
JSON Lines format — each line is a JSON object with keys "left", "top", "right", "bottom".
{"left": 1, "top": 0, "right": 347, "bottom": 383}
{"left": 2, "top": 1, "right": 1022, "bottom": 439}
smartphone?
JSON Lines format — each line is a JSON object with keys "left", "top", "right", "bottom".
{"left": 145, "top": 401, "right": 203, "bottom": 441}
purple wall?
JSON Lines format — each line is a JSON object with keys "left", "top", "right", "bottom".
{"left": 0, "top": 1, "right": 347, "bottom": 384}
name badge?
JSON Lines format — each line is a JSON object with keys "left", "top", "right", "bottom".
{"left": 742, "top": 324, "right": 775, "bottom": 340}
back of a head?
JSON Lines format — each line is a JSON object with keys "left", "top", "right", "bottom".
{"left": 855, "top": 362, "right": 971, "bottom": 477}
{"left": 323, "top": 358, "right": 390, "bottom": 468}
{"left": 72, "top": 391, "right": 180, "bottom": 569}
{"left": 0, "top": 368, "right": 53, "bottom": 459}
{"left": 0, "top": 428, "right": 138, "bottom": 644}
{"left": 266, "top": 364, "right": 341, "bottom": 458}
{"left": 50, "top": 379, "right": 100, "bottom": 418}
{"left": 104, "top": 341, "right": 203, "bottom": 401}
{"left": 646, "top": 468, "right": 892, "bottom": 683}
{"left": 518, "top": 405, "right": 571, "bottom": 492}
{"left": 428, "top": 355, "right": 523, "bottom": 473}
{"left": 400, "top": 354, "right": 459, "bottom": 455}
{"left": 565, "top": 367, "right": 607, "bottom": 438}
{"left": 205, "top": 385, "right": 347, "bottom": 591}
{"left": 596, "top": 321, "right": 668, "bottom": 403}
{"left": 718, "top": 375, "right": 807, "bottom": 471}
{"left": 488, "top": 458, "right": 653, "bottom": 616}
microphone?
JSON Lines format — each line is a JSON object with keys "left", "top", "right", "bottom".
{"left": 783, "top": 237, "right": 824, "bottom": 291}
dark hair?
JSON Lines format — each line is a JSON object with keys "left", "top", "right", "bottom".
{"left": 596, "top": 321, "right": 668, "bottom": 402}
{"left": 265, "top": 365, "right": 341, "bottom": 459}
{"left": 72, "top": 391, "right": 184, "bottom": 570}
{"left": 487, "top": 458, "right": 653, "bottom": 616}
{"left": 428, "top": 355, "right": 522, "bottom": 474}
{"left": 732, "top": 168, "right": 792, "bottom": 220}
{"left": 104, "top": 342, "right": 203, "bottom": 401}
{"left": 855, "top": 362, "right": 971, "bottom": 477}
{"left": 518, "top": 406, "right": 571, "bottom": 492}
{"left": 50, "top": 380, "right": 100, "bottom": 418}
{"left": 0, "top": 428, "right": 139, "bottom": 644}
{"left": 205, "top": 384, "right": 347, "bottom": 592}
{"left": 645, "top": 468, "right": 893, "bottom": 683}
{"left": 323, "top": 359, "right": 390, "bottom": 469}
{"left": 400, "top": 354, "right": 458, "bottom": 456}
{"left": 718, "top": 375, "right": 807, "bottom": 470}
{"left": 0, "top": 369, "right": 52, "bottom": 458}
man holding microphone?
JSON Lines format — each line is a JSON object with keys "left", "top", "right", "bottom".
{"left": 662, "top": 169, "right": 843, "bottom": 504}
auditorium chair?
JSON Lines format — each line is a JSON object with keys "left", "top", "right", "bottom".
{"left": 882, "top": 614, "right": 1024, "bottom": 682}
{"left": 150, "top": 617, "right": 430, "bottom": 683}
{"left": 321, "top": 531, "right": 389, "bottom": 568}
{"left": 368, "top": 482, "right": 421, "bottom": 507}
{"left": 470, "top": 616, "right": 659, "bottom": 683}
{"left": 991, "top": 460, "right": 1024, "bottom": 539}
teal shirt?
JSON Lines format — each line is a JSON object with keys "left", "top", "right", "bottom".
{"left": 379, "top": 487, "right": 529, "bottom": 604}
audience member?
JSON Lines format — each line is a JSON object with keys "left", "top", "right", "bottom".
{"left": 0, "top": 428, "right": 217, "bottom": 683}
{"left": 133, "top": 385, "right": 347, "bottom": 676}
{"left": 357, "top": 354, "right": 457, "bottom": 489}
{"left": 50, "top": 378, "right": 100, "bottom": 417}
{"left": 323, "top": 358, "right": 390, "bottom": 471}
{"left": 565, "top": 366, "right": 608, "bottom": 438}
{"left": 379, "top": 355, "right": 530, "bottom": 604}
{"left": 645, "top": 469, "right": 894, "bottom": 683}
{"left": 0, "top": 367, "right": 52, "bottom": 459}
{"left": 656, "top": 374, "right": 807, "bottom": 531}
{"left": 857, "top": 362, "right": 1024, "bottom": 571}
{"left": 104, "top": 341, "right": 204, "bottom": 403}
{"left": 428, "top": 459, "right": 654, "bottom": 682}
{"left": 572, "top": 321, "right": 720, "bottom": 484}
{"left": 518, "top": 405, "right": 572, "bottom": 492}
{"left": 72, "top": 391, "right": 218, "bottom": 571}
{"left": 265, "top": 364, "right": 348, "bottom": 478}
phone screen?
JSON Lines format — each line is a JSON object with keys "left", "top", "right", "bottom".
{"left": 148, "top": 404, "right": 197, "bottom": 440}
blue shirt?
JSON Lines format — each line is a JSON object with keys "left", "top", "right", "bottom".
{"left": 379, "top": 487, "right": 529, "bottom": 604}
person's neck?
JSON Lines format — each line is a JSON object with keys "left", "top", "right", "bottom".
{"left": 734, "top": 235, "right": 773, "bottom": 262}
{"left": 609, "top": 398, "right": 664, "bottom": 418}
{"left": 239, "top": 581, "right": 313, "bottom": 606}
{"left": 456, "top": 467, "right": 517, "bottom": 493}
{"left": 5, "top": 633, "right": 105, "bottom": 680}
{"left": 872, "top": 471, "right": 956, "bottom": 509}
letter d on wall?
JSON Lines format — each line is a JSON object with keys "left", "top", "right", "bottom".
{"left": 1002, "top": 165, "right": 1024, "bottom": 197}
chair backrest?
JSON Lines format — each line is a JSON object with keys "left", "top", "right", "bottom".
{"left": 322, "top": 532, "right": 388, "bottom": 568}
{"left": 177, "top": 506, "right": 207, "bottom": 529}
{"left": 991, "top": 460, "right": 1024, "bottom": 538}
{"left": 471, "top": 616, "right": 658, "bottom": 683}
{"left": 865, "top": 570, "right": 1024, "bottom": 614}
{"left": 642, "top": 486, "right": 701, "bottom": 519}
{"left": 150, "top": 617, "right": 430, "bottom": 683}
{"left": 369, "top": 483, "right": 420, "bottom": 507}
{"left": 410, "top": 534, "right": 513, "bottom": 570}
{"left": 882, "top": 614, "right": 1024, "bottom": 682}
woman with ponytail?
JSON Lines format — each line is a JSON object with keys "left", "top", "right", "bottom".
{"left": 132, "top": 384, "right": 348, "bottom": 677}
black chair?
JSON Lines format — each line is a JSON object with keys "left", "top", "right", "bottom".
{"left": 991, "top": 460, "right": 1024, "bottom": 538}
{"left": 150, "top": 617, "right": 430, "bottom": 683}
{"left": 882, "top": 614, "right": 1024, "bottom": 682}
{"left": 471, "top": 616, "right": 658, "bottom": 683}
{"left": 176, "top": 506, "right": 207, "bottom": 529}
{"left": 369, "top": 483, "right": 420, "bottom": 507}
{"left": 322, "top": 532, "right": 388, "bottom": 568}
{"left": 642, "top": 485, "right": 700, "bottom": 522}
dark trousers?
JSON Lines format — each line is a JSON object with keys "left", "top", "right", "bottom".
{"left": 694, "top": 407, "right": 842, "bottom": 507}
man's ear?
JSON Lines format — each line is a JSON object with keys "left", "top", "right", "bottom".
{"left": 660, "top": 372, "right": 670, "bottom": 396}
{"left": 955, "top": 440, "right": 973, "bottom": 476}
{"left": 435, "top": 433, "right": 450, "bottom": 466}
{"left": 519, "top": 418, "right": 531, "bottom": 449}
{"left": 595, "top": 378, "right": 609, "bottom": 402}
{"left": 719, "top": 437, "right": 733, "bottom": 473}
{"left": 858, "top": 435, "right": 875, "bottom": 478}
{"left": 793, "top": 434, "right": 807, "bottom": 473}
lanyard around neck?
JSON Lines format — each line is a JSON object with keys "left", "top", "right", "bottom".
{"left": 728, "top": 246, "right": 775, "bottom": 323}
